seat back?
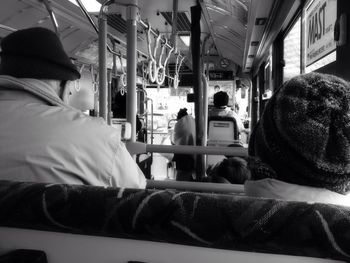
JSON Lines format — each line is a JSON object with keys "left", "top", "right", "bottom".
{"left": 208, "top": 116, "right": 239, "bottom": 143}
{"left": 0, "top": 180, "right": 348, "bottom": 262}
{"left": 207, "top": 116, "right": 240, "bottom": 166}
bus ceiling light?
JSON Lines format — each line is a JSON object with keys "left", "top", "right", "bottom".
{"left": 68, "top": 0, "right": 101, "bottom": 12}
{"left": 179, "top": 35, "right": 190, "bottom": 47}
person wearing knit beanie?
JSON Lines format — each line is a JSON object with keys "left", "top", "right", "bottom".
{"left": 0, "top": 27, "right": 146, "bottom": 189}
{"left": 246, "top": 73, "right": 350, "bottom": 206}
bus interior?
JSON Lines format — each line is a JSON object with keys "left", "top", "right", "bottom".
{"left": 0, "top": 0, "right": 350, "bottom": 262}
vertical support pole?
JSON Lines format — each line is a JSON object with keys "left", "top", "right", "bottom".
{"left": 232, "top": 79, "right": 237, "bottom": 109}
{"left": 202, "top": 74, "right": 208, "bottom": 146}
{"left": 202, "top": 74, "right": 208, "bottom": 170}
{"left": 201, "top": 34, "right": 210, "bottom": 148}
{"left": 110, "top": 41, "right": 117, "bottom": 121}
{"left": 258, "top": 64, "right": 265, "bottom": 117}
{"left": 112, "top": 41, "right": 118, "bottom": 76}
{"left": 251, "top": 75, "right": 258, "bottom": 129}
{"left": 171, "top": 0, "right": 178, "bottom": 52}
{"left": 191, "top": 4, "right": 204, "bottom": 180}
{"left": 98, "top": 7, "right": 108, "bottom": 121}
{"left": 126, "top": 1, "right": 138, "bottom": 142}
{"left": 107, "top": 70, "right": 112, "bottom": 125}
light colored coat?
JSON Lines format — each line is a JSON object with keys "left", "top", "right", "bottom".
{"left": 0, "top": 75, "right": 146, "bottom": 188}
{"left": 245, "top": 178, "right": 350, "bottom": 206}
{"left": 209, "top": 106, "right": 244, "bottom": 132}
{"left": 173, "top": 115, "right": 196, "bottom": 146}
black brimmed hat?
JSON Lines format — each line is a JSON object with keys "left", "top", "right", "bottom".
{"left": 0, "top": 27, "right": 80, "bottom": 80}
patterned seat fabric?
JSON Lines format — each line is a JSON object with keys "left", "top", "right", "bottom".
{"left": 0, "top": 180, "right": 349, "bottom": 261}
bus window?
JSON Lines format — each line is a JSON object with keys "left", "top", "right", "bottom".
{"left": 283, "top": 17, "right": 301, "bottom": 82}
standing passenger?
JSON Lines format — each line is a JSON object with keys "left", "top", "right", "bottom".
{"left": 246, "top": 73, "right": 350, "bottom": 206}
{"left": 0, "top": 27, "right": 146, "bottom": 188}
{"left": 172, "top": 108, "right": 196, "bottom": 181}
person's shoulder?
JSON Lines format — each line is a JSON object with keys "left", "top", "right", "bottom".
{"left": 60, "top": 107, "right": 117, "bottom": 135}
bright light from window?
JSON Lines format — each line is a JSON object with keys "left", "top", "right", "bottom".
{"left": 67, "top": 0, "right": 101, "bottom": 12}
{"left": 179, "top": 35, "right": 190, "bottom": 47}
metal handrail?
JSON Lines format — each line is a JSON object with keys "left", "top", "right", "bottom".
{"left": 126, "top": 142, "right": 248, "bottom": 157}
{"left": 139, "top": 19, "right": 181, "bottom": 55}
{"left": 146, "top": 180, "right": 244, "bottom": 194}
{"left": 0, "top": 24, "right": 16, "bottom": 32}
{"left": 41, "top": 0, "right": 60, "bottom": 36}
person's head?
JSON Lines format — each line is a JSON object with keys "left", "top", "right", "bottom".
{"left": 208, "top": 157, "right": 251, "bottom": 184}
{"left": 249, "top": 72, "right": 350, "bottom": 194}
{"left": 214, "top": 85, "right": 220, "bottom": 92}
{"left": 0, "top": 27, "right": 80, "bottom": 102}
{"left": 213, "top": 91, "right": 229, "bottom": 108}
{"left": 177, "top": 108, "right": 188, "bottom": 120}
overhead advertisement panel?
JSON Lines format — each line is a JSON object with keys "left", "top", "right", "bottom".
{"left": 305, "top": 0, "right": 337, "bottom": 66}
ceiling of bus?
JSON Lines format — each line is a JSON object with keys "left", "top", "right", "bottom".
{"left": 201, "top": 0, "right": 250, "bottom": 67}
{"left": 0, "top": 0, "right": 276, "bottom": 77}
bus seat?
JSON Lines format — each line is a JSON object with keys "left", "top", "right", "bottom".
{"left": 0, "top": 180, "right": 348, "bottom": 262}
{"left": 208, "top": 116, "right": 239, "bottom": 144}
{"left": 207, "top": 116, "right": 241, "bottom": 166}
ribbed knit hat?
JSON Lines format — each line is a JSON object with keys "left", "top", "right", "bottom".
{"left": 0, "top": 27, "right": 80, "bottom": 80}
{"left": 249, "top": 73, "right": 350, "bottom": 194}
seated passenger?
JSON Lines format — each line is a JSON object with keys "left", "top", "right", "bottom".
{"left": 0, "top": 27, "right": 146, "bottom": 188}
{"left": 246, "top": 73, "right": 350, "bottom": 206}
{"left": 172, "top": 108, "right": 196, "bottom": 181}
{"left": 207, "top": 157, "right": 250, "bottom": 184}
{"left": 209, "top": 91, "right": 244, "bottom": 132}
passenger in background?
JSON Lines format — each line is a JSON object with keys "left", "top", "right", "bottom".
{"left": 206, "top": 157, "right": 250, "bottom": 184}
{"left": 112, "top": 90, "right": 143, "bottom": 135}
{"left": 0, "top": 27, "right": 146, "bottom": 188}
{"left": 172, "top": 108, "right": 196, "bottom": 181}
{"left": 246, "top": 73, "right": 350, "bottom": 206}
{"left": 209, "top": 91, "right": 244, "bottom": 133}
{"left": 214, "top": 84, "right": 221, "bottom": 93}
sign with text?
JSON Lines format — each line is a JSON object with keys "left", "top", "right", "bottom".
{"left": 306, "top": 0, "right": 337, "bottom": 66}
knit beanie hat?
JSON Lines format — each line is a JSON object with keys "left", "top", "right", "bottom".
{"left": 249, "top": 73, "right": 350, "bottom": 194}
{"left": 0, "top": 27, "right": 80, "bottom": 80}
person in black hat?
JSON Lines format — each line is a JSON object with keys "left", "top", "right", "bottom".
{"left": 0, "top": 27, "right": 146, "bottom": 188}
{"left": 245, "top": 72, "right": 350, "bottom": 206}
{"left": 209, "top": 91, "right": 244, "bottom": 133}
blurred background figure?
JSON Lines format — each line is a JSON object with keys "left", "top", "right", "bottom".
{"left": 214, "top": 84, "right": 221, "bottom": 93}
{"left": 172, "top": 108, "right": 196, "bottom": 181}
{"left": 206, "top": 157, "right": 250, "bottom": 184}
